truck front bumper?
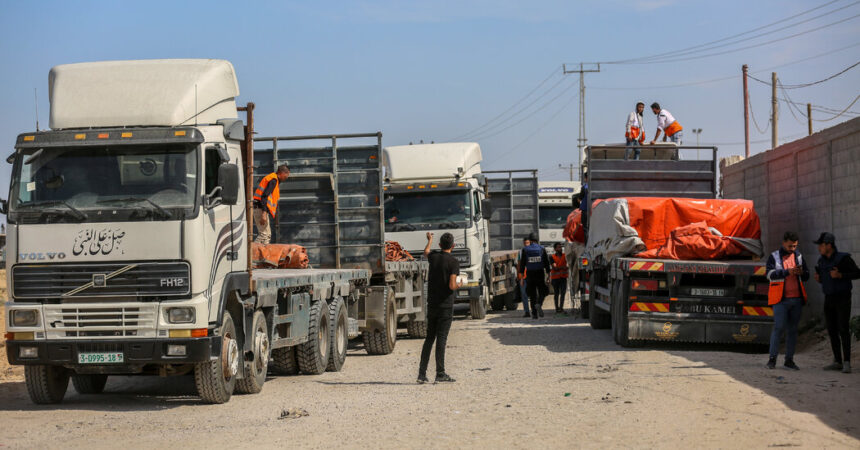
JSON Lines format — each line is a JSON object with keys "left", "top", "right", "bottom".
{"left": 6, "top": 336, "right": 221, "bottom": 367}
{"left": 628, "top": 312, "right": 772, "bottom": 344}
{"left": 454, "top": 285, "right": 482, "bottom": 304}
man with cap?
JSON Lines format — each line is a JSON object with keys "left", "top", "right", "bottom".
{"left": 813, "top": 232, "right": 860, "bottom": 374}
{"left": 518, "top": 233, "right": 551, "bottom": 319}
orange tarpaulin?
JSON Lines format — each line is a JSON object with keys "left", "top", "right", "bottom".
{"left": 251, "top": 242, "right": 309, "bottom": 269}
{"left": 385, "top": 241, "right": 414, "bottom": 261}
{"left": 562, "top": 209, "right": 585, "bottom": 244}
{"left": 637, "top": 221, "right": 756, "bottom": 260}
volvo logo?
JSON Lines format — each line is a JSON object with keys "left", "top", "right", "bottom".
{"left": 92, "top": 274, "right": 107, "bottom": 288}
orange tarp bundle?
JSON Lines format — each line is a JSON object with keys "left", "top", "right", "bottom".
{"left": 637, "top": 221, "right": 757, "bottom": 260}
{"left": 385, "top": 241, "right": 414, "bottom": 261}
{"left": 562, "top": 209, "right": 585, "bottom": 244}
{"left": 251, "top": 242, "right": 309, "bottom": 269}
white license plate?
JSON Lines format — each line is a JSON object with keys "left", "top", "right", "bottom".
{"left": 691, "top": 288, "right": 728, "bottom": 297}
{"left": 78, "top": 352, "right": 124, "bottom": 364}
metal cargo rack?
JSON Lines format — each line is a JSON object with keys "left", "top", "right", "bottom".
{"left": 484, "top": 169, "right": 539, "bottom": 251}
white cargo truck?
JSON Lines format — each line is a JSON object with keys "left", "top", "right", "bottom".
{"left": 537, "top": 181, "right": 579, "bottom": 248}
{"left": 2, "top": 59, "right": 380, "bottom": 404}
{"left": 382, "top": 143, "right": 520, "bottom": 318}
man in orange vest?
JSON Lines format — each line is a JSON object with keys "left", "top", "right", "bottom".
{"left": 765, "top": 231, "right": 810, "bottom": 370}
{"left": 550, "top": 242, "right": 569, "bottom": 314}
{"left": 649, "top": 102, "right": 683, "bottom": 146}
{"left": 253, "top": 165, "right": 290, "bottom": 244}
{"left": 625, "top": 102, "right": 646, "bottom": 160}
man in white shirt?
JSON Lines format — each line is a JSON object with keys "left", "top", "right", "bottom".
{"left": 625, "top": 102, "right": 646, "bottom": 160}
{"left": 649, "top": 102, "right": 683, "bottom": 145}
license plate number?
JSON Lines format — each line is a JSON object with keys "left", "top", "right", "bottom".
{"left": 691, "top": 288, "right": 728, "bottom": 297}
{"left": 679, "top": 304, "right": 737, "bottom": 315}
{"left": 78, "top": 352, "right": 124, "bottom": 364}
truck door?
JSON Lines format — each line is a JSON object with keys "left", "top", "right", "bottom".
{"left": 202, "top": 145, "right": 234, "bottom": 313}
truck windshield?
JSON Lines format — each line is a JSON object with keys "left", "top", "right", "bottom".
{"left": 384, "top": 190, "right": 471, "bottom": 231}
{"left": 8, "top": 143, "right": 198, "bottom": 223}
{"left": 539, "top": 206, "right": 571, "bottom": 229}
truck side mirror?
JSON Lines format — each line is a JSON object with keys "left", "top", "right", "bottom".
{"left": 0, "top": 198, "right": 7, "bottom": 215}
{"left": 218, "top": 163, "right": 240, "bottom": 206}
{"left": 481, "top": 198, "right": 493, "bottom": 217}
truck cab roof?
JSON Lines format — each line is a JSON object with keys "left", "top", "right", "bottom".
{"left": 384, "top": 142, "right": 482, "bottom": 182}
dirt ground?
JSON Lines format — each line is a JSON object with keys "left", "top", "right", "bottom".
{"left": 0, "top": 300, "right": 857, "bottom": 449}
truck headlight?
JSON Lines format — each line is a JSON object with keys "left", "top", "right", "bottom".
{"left": 11, "top": 309, "right": 39, "bottom": 327}
{"left": 166, "top": 307, "right": 195, "bottom": 324}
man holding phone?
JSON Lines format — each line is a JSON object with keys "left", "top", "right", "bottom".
{"left": 765, "top": 232, "right": 810, "bottom": 370}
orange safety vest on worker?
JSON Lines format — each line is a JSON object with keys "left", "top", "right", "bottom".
{"left": 625, "top": 111, "right": 646, "bottom": 143}
{"left": 766, "top": 250, "right": 808, "bottom": 306}
{"left": 550, "top": 253, "right": 569, "bottom": 280}
{"left": 657, "top": 109, "right": 683, "bottom": 137}
{"left": 253, "top": 173, "right": 280, "bottom": 218}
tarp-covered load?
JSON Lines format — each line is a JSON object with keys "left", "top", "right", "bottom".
{"left": 385, "top": 241, "right": 414, "bottom": 261}
{"left": 562, "top": 209, "right": 585, "bottom": 244}
{"left": 577, "top": 198, "right": 762, "bottom": 262}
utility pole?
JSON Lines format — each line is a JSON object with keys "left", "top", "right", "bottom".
{"left": 691, "top": 128, "right": 703, "bottom": 159}
{"left": 742, "top": 64, "right": 750, "bottom": 158}
{"left": 771, "top": 72, "right": 778, "bottom": 149}
{"left": 807, "top": 103, "right": 813, "bottom": 135}
{"left": 558, "top": 163, "right": 576, "bottom": 181}
{"left": 563, "top": 63, "right": 600, "bottom": 173}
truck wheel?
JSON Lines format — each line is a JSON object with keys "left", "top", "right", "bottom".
{"left": 25, "top": 365, "right": 69, "bottom": 404}
{"left": 71, "top": 374, "right": 108, "bottom": 394}
{"left": 270, "top": 347, "right": 299, "bottom": 375}
{"left": 195, "top": 311, "right": 238, "bottom": 404}
{"left": 589, "top": 291, "right": 611, "bottom": 330}
{"left": 406, "top": 319, "right": 427, "bottom": 338}
{"left": 363, "top": 290, "right": 397, "bottom": 355}
{"left": 616, "top": 281, "right": 635, "bottom": 347}
{"left": 326, "top": 297, "right": 348, "bottom": 372}
{"left": 505, "top": 291, "right": 519, "bottom": 311}
{"left": 611, "top": 280, "right": 621, "bottom": 344}
{"left": 490, "top": 294, "right": 506, "bottom": 311}
{"left": 236, "top": 311, "right": 269, "bottom": 394}
{"left": 470, "top": 287, "right": 488, "bottom": 319}
{"left": 297, "top": 300, "right": 330, "bottom": 374}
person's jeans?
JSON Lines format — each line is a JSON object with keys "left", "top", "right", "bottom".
{"left": 418, "top": 307, "right": 454, "bottom": 377}
{"left": 526, "top": 275, "right": 548, "bottom": 316}
{"left": 824, "top": 293, "right": 852, "bottom": 363}
{"left": 625, "top": 138, "right": 640, "bottom": 160}
{"left": 520, "top": 279, "right": 530, "bottom": 314}
{"left": 552, "top": 278, "right": 567, "bottom": 310}
{"left": 769, "top": 297, "right": 804, "bottom": 360}
{"left": 668, "top": 131, "right": 683, "bottom": 145}
{"left": 253, "top": 207, "right": 272, "bottom": 244}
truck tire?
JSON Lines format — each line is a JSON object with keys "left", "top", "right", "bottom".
{"left": 270, "top": 347, "right": 298, "bottom": 375}
{"left": 615, "top": 280, "right": 639, "bottom": 347}
{"left": 236, "top": 311, "right": 269, "bottom": 394}
{"left": 326, "top": 297, "right": 348, "bottom": 372}
{"left": 490, "top": 294, "right": 506, "bottom": 311}
{"left": 406, "top": 319, "right": 427, "bottom": 338}
{"left": 25, "top": 365, "right": 69, "bottom": 404}
{"left": 611, "top": 280, "right": 621, "bottom": 344}
{"left": 71, "top": 374, "right": 108, "bottom": 394}
{"left": 505, "top": 291, "right": 519, "bottom": 311}
{"left": 470, "top": 287, "right": 488, "bottom": 319}
{"left": 363, "top": 290, "right": 397, "bottom": 355}
{"left": 297, "top": 300, "right": 330, "bottom": 374}
{"left": 195, "top": 311, "right": 238, "bottom": 404}
{"left": 589, "top": 291, "right": 611, "bottom": 330}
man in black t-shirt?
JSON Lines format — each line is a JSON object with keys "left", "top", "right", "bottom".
{"left": 418, "top": 232, "right": 462, "bottom": 384}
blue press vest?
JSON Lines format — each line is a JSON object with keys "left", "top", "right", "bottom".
{"left": 523, "top": 243, "right": 546, "bottom": 272}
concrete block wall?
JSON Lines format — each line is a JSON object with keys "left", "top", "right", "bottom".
{"left": 722, "top": 117, "right": 860, "bottom": 319}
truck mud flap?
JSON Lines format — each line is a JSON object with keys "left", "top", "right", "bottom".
{"left": 362, "top": 285, "right": 388, "bottom": 333}
{"left": 628, "top": 315, "right": 772, "bottom": 344}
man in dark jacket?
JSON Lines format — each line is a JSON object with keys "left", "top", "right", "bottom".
{"left": 518, "top": 233, "right": 551, "bottom": 319}
{"left": 765, "top": 231, "right": 810, "bottom": 370}
{"left": 813, "top": 232, "right": 860, "bottom": 374}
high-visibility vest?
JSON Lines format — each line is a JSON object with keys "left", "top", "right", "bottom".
{"left": 767, "top": 250, "right": 807, "bottom": 306}
{"left": 665, "top": 121, "right": 683, "bottom": 137}
{"left": 550, "top": 253, "right": 569, "bottom": 280}
{"left": 253, "top": 173, "right": 280, "bottom": 217}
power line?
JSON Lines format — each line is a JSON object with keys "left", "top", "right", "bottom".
{"left": 779, "top": 60, "right": 860, "bottom": 88}
{"left": 813, "top": 93, "right": 860, "bottom": 121}
{"left": 748, "top": 90, "right": 770, "bottom": 134}
{"left": 447, "top": 66, "right": 561, "bottom": 141}
{"left": 601, "top": 0, "right": 847, "bottom": 64}
{"left": 777, "top": 78, "right": 810, "bottom": 125}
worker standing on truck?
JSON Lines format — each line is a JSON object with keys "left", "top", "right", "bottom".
{"left": 519, "top": 233, "right": 551, "bottom": 319}
{"left": 550, "top": 242, "right": 569, "bottom": 314}
{"left": 518, "top": 237, "right": 532, "bottom": 318}
{"left": 649, "top": 102, "right": 683, "bottom": 146}
{"left": 253, "top": 164, "right": 290, "bottom": 244}
{"left": 578, "top": 172, "right": 589, "bottom": 235}
{"left": 625, "top": 102, "right": 646, "bottom": 160}
{"left": 418, "top": 232, "right": 462, "bottom": 384}
{"left": 766, "top": 231, "right": 810, "bottom": 371}
{"left": 813, "top": 232, "right": 860, "bottom": 374}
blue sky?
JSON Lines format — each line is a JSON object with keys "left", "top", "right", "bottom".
{"left": 0, "top": 0, "right": 857, "bottom": 186}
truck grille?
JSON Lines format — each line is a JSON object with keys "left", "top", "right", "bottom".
{"left": 43, "top": 303, "right": 158, "bottom": 339}
{"left": 12, "top": 261, "right": 190, "bottom": 299}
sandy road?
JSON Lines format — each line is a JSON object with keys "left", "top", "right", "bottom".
{"left": 0, "top": 307, "right": 857, "bottom": 449}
